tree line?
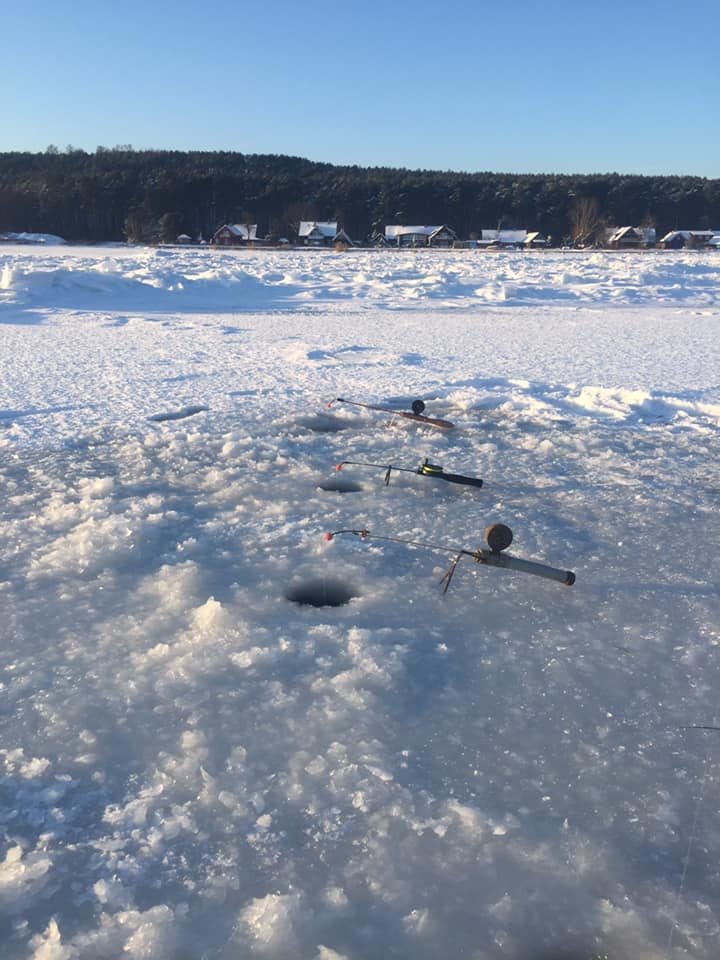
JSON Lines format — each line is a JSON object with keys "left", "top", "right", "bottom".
{"left": 0, "top": 147, "right": 718, "bottom": 245}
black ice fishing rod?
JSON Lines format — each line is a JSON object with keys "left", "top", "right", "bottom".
{"left": 324, "top": 523, "right": 576, "bottom": 592}
{"left": 336, "top": 457, "right": 483, "bottom": 488}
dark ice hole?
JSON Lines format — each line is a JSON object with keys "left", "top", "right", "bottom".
{"left": 297, "top": 416, "right": 348, "bottom": 433}
{"left": 148, "top": 404, "right": 209, "bottom": 422}
{"left": 286, "top": 578, "right": 357, "bottom": 607}
{"left": 317, "top": 479, "right": 363, "bottom": 493}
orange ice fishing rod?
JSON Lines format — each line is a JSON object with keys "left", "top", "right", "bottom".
{"left": 327, "top": 397, "right": 454, "bottom": 429}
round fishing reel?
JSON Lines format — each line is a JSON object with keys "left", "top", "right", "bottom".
{"left": 485, "top": 523, "right": 513, "bottom": 553}
{"left": 411, "top": 399, "right": 426, "bottom": 415}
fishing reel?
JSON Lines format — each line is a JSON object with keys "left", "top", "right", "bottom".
{"left": 484, "top": 523, "right": 513, "bottom": 553}
{"left": 418, "top": 458, "right": 443, "bottom": 477}
{"left": 336, "top": 457, "right": 484, "bottom": 489}
{"left": 439, "top": 526, "right": 514, "bottom": 592}
{"left": 411, "top": 399, "right": 426, "bottom": 415}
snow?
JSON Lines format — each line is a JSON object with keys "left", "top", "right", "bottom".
{"left": 0, "top": 233, "right": 66, "bottom": 246}
{"left": 1, "top": 244, "right": 719, "bottom": 958}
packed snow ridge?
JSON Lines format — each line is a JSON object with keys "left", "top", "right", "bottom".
{"left": 1, "top": 245, "right": 720, "bottom": 313}
{"left": 0, "top": 245, "right": 719, "bottom": 959}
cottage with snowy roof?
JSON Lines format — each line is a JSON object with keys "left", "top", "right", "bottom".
{"left": 606, "top": 226, "right": 655, "bottom": 248}
{"left": 212, "top": 223, "right": 258, "bottom": 246}
{"left": 298, "top": 222, "right": 353, "bottom": 247}
{"left": 659, "top": 230, "right": 716, "bottom": 250}
{"left": 479, "top": 229, "right": 528, "bottom": 249}
{"left": 524, "top": 231, "right": 548, "bottom": 248}
{"left": 384, "top": 225, "right": 457, "bottom": 248}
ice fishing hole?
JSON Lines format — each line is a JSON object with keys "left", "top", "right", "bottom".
{"left": 148, "top": 404, "right": 209, "bottom": 422}
{"left": 297, "top": 415, "right": 349, "bottom": 433}
{"left": 317, "top": 478, "right": 363, "bottom": 493}
{"left": 286, "top": 578, "right": 358, "bottom": 607}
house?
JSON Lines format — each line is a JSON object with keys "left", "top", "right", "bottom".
{"left": 298, "top": 221, "right": 353, "bottom": 247}
{"left": 428, "top": 225, "right": 457, "bottom": 247}
{"left": 332, "top": 228, "right": 354, "bottom": 248}
{"left": 606, "top": 226, "right": 650, "bottom": 248}
{"left": 385, "top": 225, "right": 432, "bottom": 247}
{"left": 606, "top": 226, "right": 657, "bottom": 248}
{"left": 384, "top": 225, "right": 457, "bottom": 247}
{"left": 659, "top": 230, "right": 716, "bottom": 250}
{"left": 479, "top": 229, "right": 528, "bottom": 249}
{"left": 176, "top": 234, "right": 193, "bottom": 245}
{"left": 212, "top": 223, "right": 258, "bottom": 246}
{"left": 523, "top": 231, "right": 549, "bottom": 248}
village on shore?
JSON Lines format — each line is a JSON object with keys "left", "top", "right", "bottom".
{"left": 3, "top": 222, "right": 720, "bottom": 251}
{"left": 208, "top": 221, "right": 720, "bottom": 251}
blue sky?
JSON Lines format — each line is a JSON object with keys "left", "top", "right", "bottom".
{"left": 4, "top": 0, "right": 719, "bottom": 177}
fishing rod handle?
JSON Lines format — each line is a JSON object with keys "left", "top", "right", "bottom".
{"left": 483, "top": 551, "right": 576, "bottom": 586}
{"left": 437, "top": 472, "right": 484, "bottom": 488}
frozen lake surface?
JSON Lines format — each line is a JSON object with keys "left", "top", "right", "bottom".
{"left": 1, "top": 246, "right": 719, "bottom": 958}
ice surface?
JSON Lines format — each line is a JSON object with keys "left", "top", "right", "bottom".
{"left": 1, "top": 246, "right": 719, "bottom": 958}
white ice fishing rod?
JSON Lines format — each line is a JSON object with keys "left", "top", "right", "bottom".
{"left": 336, "top": 457, "right": 483, "bottom": 488}
{"left": 324, "top": 523, "right": 576, "bottom": 592}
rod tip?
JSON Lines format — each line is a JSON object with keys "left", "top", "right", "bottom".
{"left": 335, "top": 463, "right": 343, "bottom": 472}
{"left": 324, "top": 532, "right": 334, "bottom": 541}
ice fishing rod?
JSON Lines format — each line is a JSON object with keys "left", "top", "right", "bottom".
{"left": 327, "top": 397, "right": 455, "bottom": 430}
{"left": 336, "top": 457, "right": 483, "bottom": 488}
{"left": 324, "top": 523, "right": 576, "bottom": 592}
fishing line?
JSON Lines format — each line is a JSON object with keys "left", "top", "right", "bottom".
{"left": 665, "top": 753, "right": 709, "bottom": 957}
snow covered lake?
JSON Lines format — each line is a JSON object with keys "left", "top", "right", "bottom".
{"left": 1, "top": 245, "right": 719, "bottom": 959}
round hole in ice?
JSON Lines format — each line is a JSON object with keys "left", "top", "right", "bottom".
{"left": 285, "top": 578, "right": 357, "bottom": 607}
{"left": 296, "top": 415, "right": 349, "bottom": 433}
{"left": 316, "top": 479, "right": 363, "bottom": 493}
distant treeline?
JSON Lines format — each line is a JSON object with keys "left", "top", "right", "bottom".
{"left": 0, "top": 148, "right": 718, "bottom": 244}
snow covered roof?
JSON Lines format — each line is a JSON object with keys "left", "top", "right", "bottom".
{"left": 0, "top": 231, "right": 66, "bottom": 245}
{"left": 298, "top": 221, "right": 337, "bottom": 238}
{"left": 227, "top": 224, "right": 258, "bottom": 240}
{"left": 385, "top": 225, "right": 440, "bottom": 239}
{"left": 661, "top": 229, "right": 715, "bottom": 242}
{"left": 429, "top": 225, "right": 457, "bottom": 239}
{"left": 481, "top": 229, "right": 528, "bottom": 243}
{"left": 607, "top": 226, "right": 642, "bottom": 243}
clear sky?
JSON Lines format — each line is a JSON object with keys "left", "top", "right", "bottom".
{"left": 4, "top": 0, "right": 718, "bottom": 177}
